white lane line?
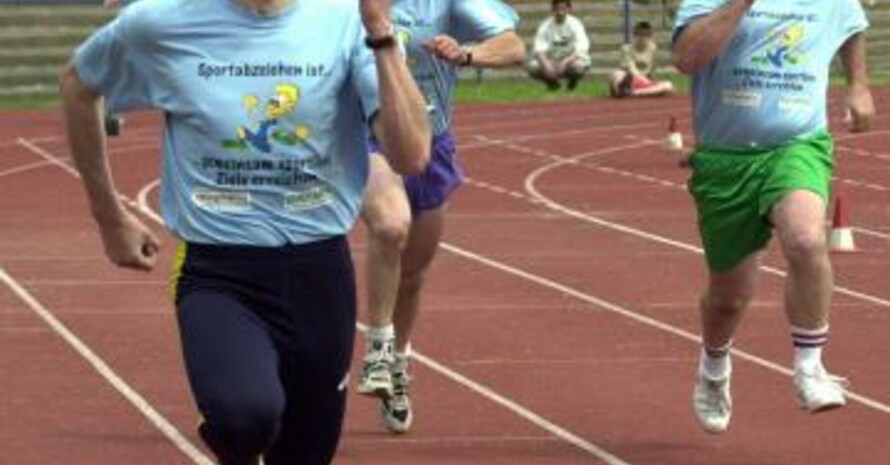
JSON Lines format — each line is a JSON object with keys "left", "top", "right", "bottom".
{"left": 16, "top": 137, "right": 80, "bottom": 177}
{"left": 146, "top": 141, "right": 890, "bottom": 416}
{"left": 356, "top": 323, "right": 634, "bottom": 465}
{"left": 15, "top": 138, "right": 149, "bottom": 214}
{"left": 346, "top": 435, "right": 561, "bottom": 445}
{"left": 477, "top": 136, "right": 890, "bottom": 310}
{"left": 854, "top": 227, "right": 890, "bottom": 240}
{"left": 12, "top": 137, "right": 215, "bottom": 465}
{"left": 0, "top": 268, "right": 214, "bottom": 465}
{"left": 0, "top": 128, "right": 160, "bottom": 149}
{"left": 8, "top": 139, "right": 160, "bottom": 178}
{"left": 137, "top": 179, "right": 163, "bottom": 222}
{"left": 439, "top": 243, "right": 890, "bottom": 414}
{"left": 456, "top": 122, "right": 661, "bottom": 151}
{"left": 836, "top": 145, "right": 890, "bottom": 162}
{"left": 133, "top": 177, "right": 636, "bottom": 465}
{"left": 0, "top": 159, "right": 57, "bottom": 178}
{"left": 834, "top": 177, "right": 889, "bottom": 192}
{"left": 834, "top": 129, "right": 890, "bottom": 141}
{"left": 16, "top": 279, "right": 168, "bottom": 286}
{"left": 455, "top": 103, "right": 691, "bottom": 133}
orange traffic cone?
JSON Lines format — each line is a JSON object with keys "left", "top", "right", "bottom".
{"left": 666, "top": 116, "right": 684, "bottom": 151}
{"left": 829, "top": 195, "right": 857, "bottom": 253}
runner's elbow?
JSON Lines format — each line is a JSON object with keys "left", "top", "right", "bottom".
{"left": 672, "top": 54, "right": 697, "bottom": 75}
{"left": 59, "top": 63, "right": 97, "bottom": 102}
{"left": 391, "top": 144, "right": 429, "bottom": 175}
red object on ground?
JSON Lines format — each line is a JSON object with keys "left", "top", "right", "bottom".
{"left": 829, "top": 194, "right": 857, "bottom": 252}
{"left": 632, "top": 75, "right": 656, "bottom": 91}
{"left": 832, "top": 194, "right": 850, "bottom": 228}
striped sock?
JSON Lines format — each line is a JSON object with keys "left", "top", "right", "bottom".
{"left": 700, "top": 341, "right": 732, "bottom": 379}
{"left": 791, "top": 325, "right": 829, "bottom": 374}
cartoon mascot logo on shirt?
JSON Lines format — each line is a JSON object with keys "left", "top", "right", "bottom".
{"left": 221, "top": 83, "right": 311, "bottom": 154}
{"left": 751, "top": 23, "right": 805, "bottom": 69}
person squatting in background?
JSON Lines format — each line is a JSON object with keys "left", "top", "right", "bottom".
{"left": 526, "top": 0, "right": 591, "bottom": 91}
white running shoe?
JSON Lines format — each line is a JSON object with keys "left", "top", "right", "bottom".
{"left": 380, "top": 361, "right": 413, "bottom": 434}
{"left": 356, "top": 340, "right": 394, "bottom": 399}
{"left": 693, "top": 370, "right": 732, "bottom": 434}
{"left": 794, "top": 365, "right": 847, "bottom": 413}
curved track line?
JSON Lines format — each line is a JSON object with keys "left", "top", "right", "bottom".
{"left": 139, "top": 153, "right": 890, "bottom": 416}
{"left": 511, "top": 138, "right": 890, "bottom": 310}
{"left": 0, "top": 268, "right": 214, "bottom": 465}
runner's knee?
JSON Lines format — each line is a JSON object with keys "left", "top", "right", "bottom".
{"left": 705, "top": 283, "right": 754, "bottom": 316}
{"left": 781, "top": 228, "right": 828, "bottom": 268}
{"left": 200, "top": 391, "right": 284, "bottom": 460}
{"left": 368, "top": 211, "right": 410, "bottom": 250}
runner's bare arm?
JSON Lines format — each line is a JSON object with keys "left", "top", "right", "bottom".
{"left": 362, "top": 0, "right": 431, "bottom": 175}
{"left": 425, "top": 31, "right": 525, "bottom": 69}
{"left": 465, "top": 31, "right": 526, "bottom": 68}
{"left": 59, "top": 64, "right": 160, "bottom": 271}
{"left": 840, "top": 32, "right": 874, "bottom": 132}
{"left": 672, "top": 0, "right": 755, "bottom": 74}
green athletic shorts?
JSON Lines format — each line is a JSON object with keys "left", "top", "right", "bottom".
{"left": 688, "top": 131, "right": 834, "bottom": 272}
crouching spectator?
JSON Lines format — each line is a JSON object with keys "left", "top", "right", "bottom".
{"left": 527, "top": 0, "right": 591, "bottom": 91}
{"left": 609, "top": 21, "right": 674, "bottom": 98}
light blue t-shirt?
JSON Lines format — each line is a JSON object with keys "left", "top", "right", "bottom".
{"left": 75, "top": 0, "right": 380, "bottom": 246}
{"left": 674, "top": 0, "right": 868, "bottom": 148}
{"left": 393, "top": 0, "right": 518, "bottom": 136}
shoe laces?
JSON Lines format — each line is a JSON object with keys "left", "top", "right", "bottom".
{"left": 699, "top": 377, "right": 730, "bottom": 411}
{"left": 800, "top": 367, "right": 851, "bottom": 390}
{"left": 364, "top": 341, "right": 393, "bottom": 365}
{"left": 390, "top": 370, "right": 412, "bottom": 405}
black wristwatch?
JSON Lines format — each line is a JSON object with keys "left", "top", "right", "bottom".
{"left": 365, "top": 24, "right": 397, "bottom": 50}
{"left": 461, "top": 46, "right": 474, "bottom": 67}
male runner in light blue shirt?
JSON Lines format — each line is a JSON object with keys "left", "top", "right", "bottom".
{"left": 60, "top": 0, "right": 430, "bottom": 463}
{"left": 673, "top": 0, "right": 873, "bottom": 434}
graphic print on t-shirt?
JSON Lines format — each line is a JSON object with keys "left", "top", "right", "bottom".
{"left": 220, "top": 83, "right": 312, "bottom": 154}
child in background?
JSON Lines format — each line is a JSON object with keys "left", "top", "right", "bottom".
{"left": 609, "top": 21, "right": 675, "bottom": 98}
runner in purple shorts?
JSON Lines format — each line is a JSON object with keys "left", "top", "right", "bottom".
{"left": 356, "top": 0, "right": 525, "bottom": 434}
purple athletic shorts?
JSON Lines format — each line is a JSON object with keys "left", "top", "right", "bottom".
{"left": 369, "top": 131, "right": 463, "bottom": 214}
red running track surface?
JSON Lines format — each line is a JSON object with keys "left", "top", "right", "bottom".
{"left": 1, "top": 92, "right": 889, "bottom": 465}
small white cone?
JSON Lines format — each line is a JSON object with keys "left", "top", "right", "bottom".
{"left": 829, "top": 227, "right": 857, "bottom": 253}
{"left": 666, "top": 116, "right": 684, "bottom": 151}
{"left": 829, "top": 195, "right": 857, "bottom": 253}
{"left": 667, "top": 132, "right": 684, "bottom": 151}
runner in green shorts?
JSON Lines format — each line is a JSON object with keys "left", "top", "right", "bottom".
{"left": 673, "top": 0, "right": 874, "bottom": 434}
{"left": 690, "top": 131, "right": 834, "bottom": 272}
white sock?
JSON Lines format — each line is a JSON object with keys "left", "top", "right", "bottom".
{"left": 393, "top": 344, "right": 411, "bottom": 372}
{"left": 699, "top": 343, "right": 732, "bottom": 379}
{"left": 791, "top": 325, "right": 829, "bottom": 374}
{"left": 366, "top": 324, "right": 395, "bottom": 350}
